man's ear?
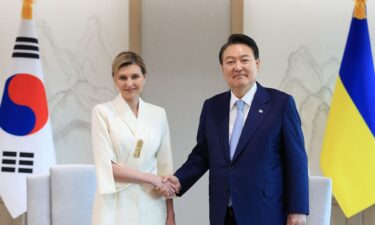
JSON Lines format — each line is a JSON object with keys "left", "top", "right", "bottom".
{"left": 256, "top": 59, "right": 261, "bottom": 69}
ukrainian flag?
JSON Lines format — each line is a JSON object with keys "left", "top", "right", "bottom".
{"left": 320, "top": 0, "right": 375, "bottom": 218}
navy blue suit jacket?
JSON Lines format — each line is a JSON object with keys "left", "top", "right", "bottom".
{"left": 175, "top": 83, "right": 309, "bottom": 225}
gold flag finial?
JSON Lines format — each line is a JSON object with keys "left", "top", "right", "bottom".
{"left": 22, "top": 0, "right": 34, "bottom": 20}
{"left": 354, "top": 0, "right": 366, "bottom": 19}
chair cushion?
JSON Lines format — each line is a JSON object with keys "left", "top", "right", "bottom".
{"left": 27, "top": 174, "right": 50, "bottom": 225}
{"left": 50, "top": 164, "right": 96, "bottom": 225}
{"left": 307, "top": 176, "right": 332, "bottom": 225}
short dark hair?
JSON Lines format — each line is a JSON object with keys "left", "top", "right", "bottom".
{"left": 219, "top": 34, "right": 259, "bottom": 65}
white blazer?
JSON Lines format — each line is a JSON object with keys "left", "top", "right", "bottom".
{"left": 91, "top": 95, "right": 173, "bottom": 225}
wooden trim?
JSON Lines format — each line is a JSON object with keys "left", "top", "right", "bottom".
{"left": 129, "top": 0, "right": 141, "bottom": 54}
{"left": 231, "top": 0, "right": 243, "bottom": 34}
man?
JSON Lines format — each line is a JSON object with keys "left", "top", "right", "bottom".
{"left": 166, "top": 34, "right": 309, "bottom": 225}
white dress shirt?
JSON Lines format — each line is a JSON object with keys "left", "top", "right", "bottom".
{"left": 229, "top": 83, "right": 257, "bottom": 140}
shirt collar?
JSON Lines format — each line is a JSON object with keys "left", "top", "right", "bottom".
{"left": 230, "top": 83, "right": 257, "bottom": 110}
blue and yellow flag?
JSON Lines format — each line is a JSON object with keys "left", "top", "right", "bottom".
{"left": 320, "top": 0, "right": 375, "bottom": 218}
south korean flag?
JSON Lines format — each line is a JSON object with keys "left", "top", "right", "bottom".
{"left": 0, "top": 0, "right": 56, "bottom": 218}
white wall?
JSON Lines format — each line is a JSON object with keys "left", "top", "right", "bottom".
{"left": 0, "top": 0, "right": 129, "bottom": 223}
{"left": 244, "top": 0, "right": 375, "bottom": 224}
{"left": 141, "top": 1, "right": 230, "bottom": 225}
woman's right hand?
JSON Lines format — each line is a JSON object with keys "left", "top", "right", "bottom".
{"left": 150, "top": 175, "right": 175, "bottom": 198}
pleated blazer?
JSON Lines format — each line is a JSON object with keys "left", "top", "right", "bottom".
{"left": 91, "top": 95, "right": 173, "bottom": 225}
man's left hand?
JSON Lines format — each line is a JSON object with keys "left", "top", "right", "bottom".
{"left": 287, "top": 214, "right": 306, "bottom": 225}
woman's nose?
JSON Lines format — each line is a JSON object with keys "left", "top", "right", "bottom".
{"left": 125, "top": 80, "right": 133, "bottom": 87}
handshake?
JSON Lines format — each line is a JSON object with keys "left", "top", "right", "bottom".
{"left": 152, "top": 175, "right": 181, "bottom": 199}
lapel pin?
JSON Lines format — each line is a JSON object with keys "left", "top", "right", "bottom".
{"left": 133, "top": 139, "right": 143, "bottom": 158}
{"left": 258, "top": 109, "right": 263, "bottom": 113}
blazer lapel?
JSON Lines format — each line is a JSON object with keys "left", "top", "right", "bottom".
{"left": 113, "top": 94, "right": 137, "bottom": 135}
{"left": 232, "top": 84, "right": 271, "bottom": 162}
{"left": 133, "top": 99, "right": 149, "bottom": 162}
{"left": 133, "top": 98, "right": 147, "bottom": 137}
{"left": 216, "top": 92, "right": 231, "bottom": 163}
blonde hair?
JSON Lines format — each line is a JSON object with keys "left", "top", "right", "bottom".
{"left": 112, "top": 51, "right": 147, "bottom": 77}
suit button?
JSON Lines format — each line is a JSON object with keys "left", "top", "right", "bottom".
{"left": 229, "top": 166, "right": 233, "bottom": 170}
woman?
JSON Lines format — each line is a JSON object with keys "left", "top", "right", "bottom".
{"left": 91, "top": 51, "right": 176, "bottom": 225}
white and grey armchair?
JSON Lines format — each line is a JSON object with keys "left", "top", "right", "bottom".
{"left": 27, "top": 164, "right": 96, "bottom": 225}
{"left": 307, "top": 176, "right": 332, "bottom": 225}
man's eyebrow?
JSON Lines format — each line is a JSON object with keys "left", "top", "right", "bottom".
{"left": 224, "top": 54, "right": 250, "bottom": 59}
